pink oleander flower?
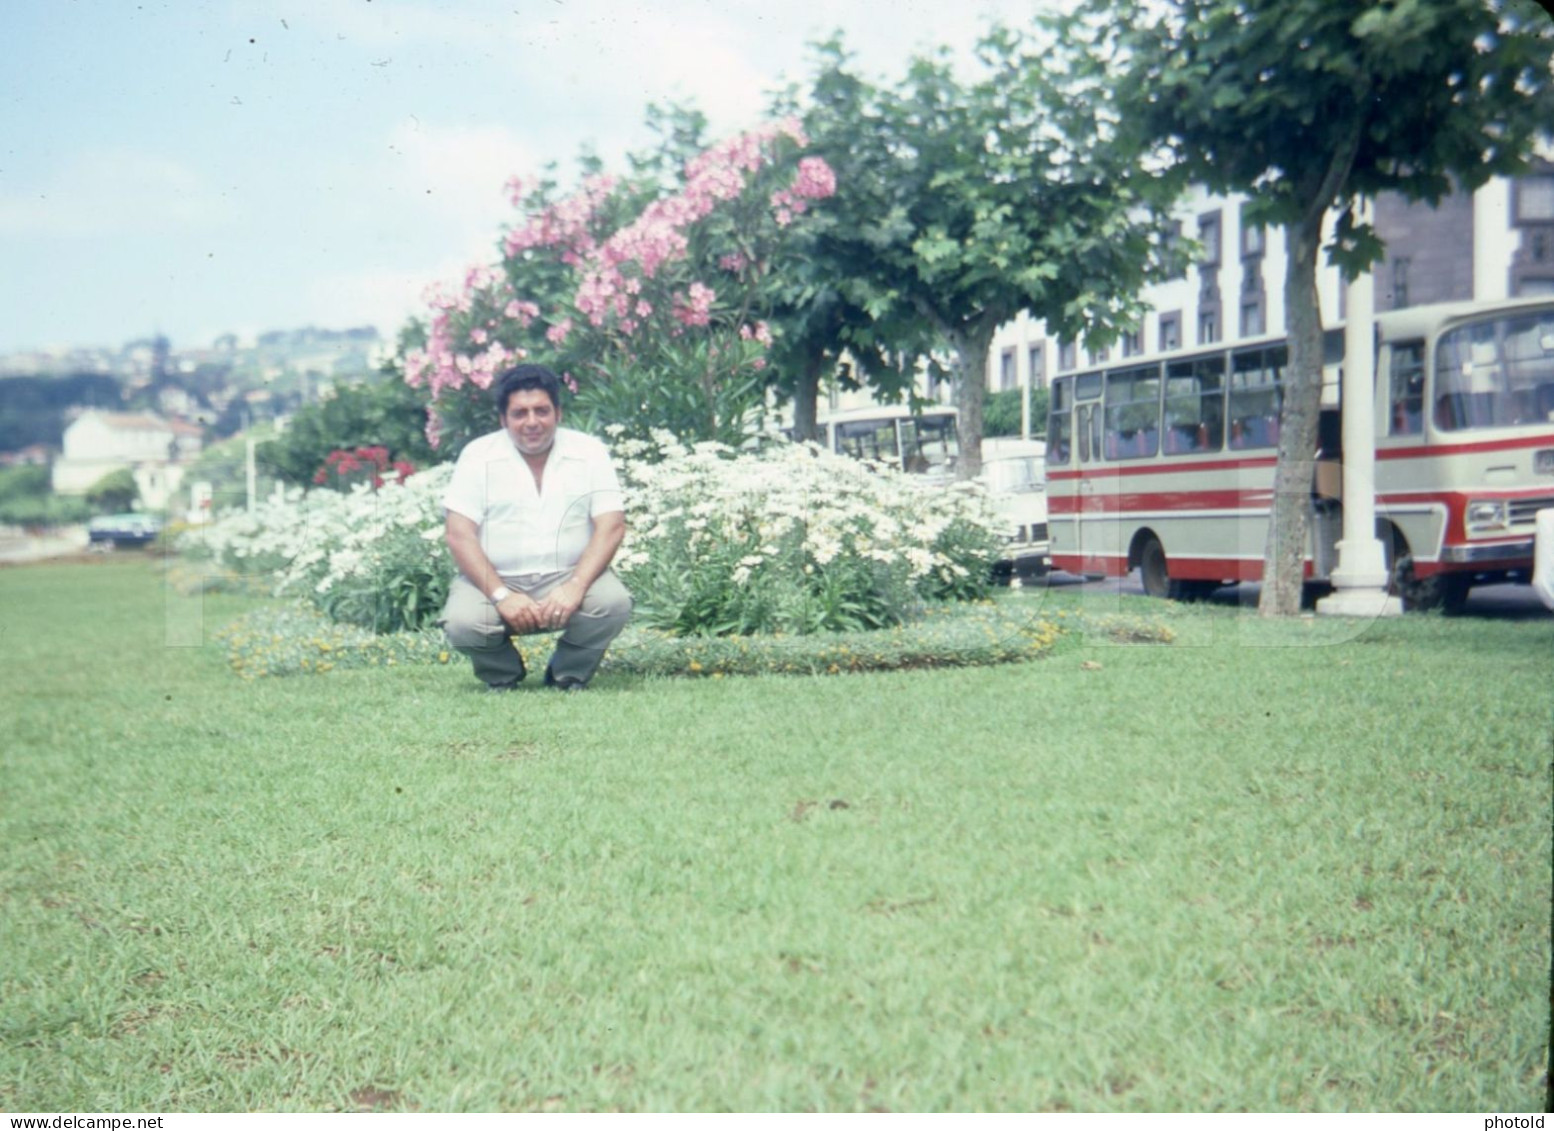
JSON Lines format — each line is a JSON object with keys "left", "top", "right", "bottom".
{"left": 673, "top": 281, "right": 716, "bottom": 327}
{"left": 503, "top": 299, "right": 540, "bottom": 326}
{"left": 546, "top": 318, "right": 573, "bottom": 346}
{"left": 739, "top": 321, "right": 772, "bottom": 346}
{"left": 792, "top": 156, "right": 837, "bottom": 199}
{"left": 771, "top": 155, "right": 837, "bottom": 226}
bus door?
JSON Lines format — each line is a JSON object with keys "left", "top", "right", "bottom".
{"left": 1073, "top": 373, "right": 1105, "bottom": 572}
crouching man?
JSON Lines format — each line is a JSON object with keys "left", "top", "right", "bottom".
{"left": 439, "top": 364, "right": 632, "bottom": 691}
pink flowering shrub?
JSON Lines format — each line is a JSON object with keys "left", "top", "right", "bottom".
{"left": 402, "top": 120, "right": 837, "bottom": 454}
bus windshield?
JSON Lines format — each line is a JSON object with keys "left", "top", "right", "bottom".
{"left": 900, "top": 414, "right": 959, "bottom": 475}
{"left": 828, "top": 410, "right": 959, "bottom": 474}
{"left": 1433, "top": 309, "right": 1554, "bottom": 430}
{"left": 984, "top": 455, "right": 1044, "bottom": 493}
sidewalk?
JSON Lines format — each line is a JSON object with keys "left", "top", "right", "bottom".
{"left": 0, "top": 525, "right": 90, "bottom": 564}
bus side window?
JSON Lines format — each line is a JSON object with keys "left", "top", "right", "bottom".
{"left": 1390, "top": 341, "right": 1425, "bottom": 435}
{"left": 1538, "top": 384, "right": 1554, "bottom": 422}
{"left": 1229, "top": 346, "right": 1283, "bottom": 450}
{"left": 1048, "top": 380, "right": 1072, "bottom": 464}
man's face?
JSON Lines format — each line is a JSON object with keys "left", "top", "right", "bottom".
{"left": 502, "top": 388, "right": 560, "bottom": 456}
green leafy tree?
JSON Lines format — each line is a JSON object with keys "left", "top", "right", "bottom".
{"left": 0, "top": 464, "right": 90, "bottom": 527}
{"left": 1087, "top": 0, "right": 1554, "bottom": 615}
{"left": 983, "top": 385, "right": 1050, "bottom": 439}
{"left": 799, "top": 26, "right": 1180, "bottom": 478}
{"left": 260, "top": 370, "right": 436, "bottom": 488}
{"left": 764, "top": 48, "right": 944, "bottom": 440}
{"left": 85, "top": 468, "right": 138, "bottom": 514}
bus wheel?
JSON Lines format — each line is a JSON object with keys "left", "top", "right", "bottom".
{"left": 1139, "top": 535, "right": 1172, "bottom": 599}
{"left": 1382, "top": 527, "right": 1470, "bottom": 613}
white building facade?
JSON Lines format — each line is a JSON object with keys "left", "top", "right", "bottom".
{"left": 52, "top": 411, "right": 204, "bottom": 510}
{"left": 986, "top": 158, "right": 1554, "bottom": 415}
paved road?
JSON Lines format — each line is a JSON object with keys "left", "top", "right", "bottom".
{"left": 1028, "top": 568, "right": 1552, "bottom": 621}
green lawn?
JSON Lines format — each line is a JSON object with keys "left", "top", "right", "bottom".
{"left": 2, "top": 559, "right": 1549, "bottom": 1112}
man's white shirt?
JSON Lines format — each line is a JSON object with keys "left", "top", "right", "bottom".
{"left": 443, "top": 427, "right": 625, "bottom": 576}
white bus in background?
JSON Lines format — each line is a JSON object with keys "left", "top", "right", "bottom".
{"left": 808, "top": 404, "right": 1050, "bottom": 578}
{"left": 813, "top": 404, "right": 960, "bottom": 478}
{"left": 1044, "top": 296, "right": 1554, "bottom": 611}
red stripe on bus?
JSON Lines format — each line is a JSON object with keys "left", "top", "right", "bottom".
{"left": 1048, "top": 455, "right": 1278, "bottom": 481}
{"left": 1049, "top": 488, "right": 1274, "bottom": 514}
{"left": 1378, "top": 432, "right": 1554, "bottom": 460}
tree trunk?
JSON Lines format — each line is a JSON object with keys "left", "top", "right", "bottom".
{"left": 790, "top": 352, "right": 823, "bottom": 442}
{"left": 949, "top": 324, "right": 994, "bottom": 481}
{"left": 1259, "top": 215, "right": 1325, "bottom": 617}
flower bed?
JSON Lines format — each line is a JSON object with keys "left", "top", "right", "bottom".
{"left": 611, "top": 430, "right": 1004, "bottom": 635}
{"left": 216, "top": 598, "right": 1091, "bottom": 681}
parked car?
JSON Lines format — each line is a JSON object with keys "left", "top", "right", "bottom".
{"left": 980, "top": 438, "right": 1049, "bottom": 580}
{"left": 88, "top": 512, "right": 163, "bottom": 549}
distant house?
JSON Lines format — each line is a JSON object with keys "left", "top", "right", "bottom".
{"left": 0, "top": 444, "right": 55, "bottom": 468}
{"left": 51, "top": 410, "right": 204, "bottom": 510}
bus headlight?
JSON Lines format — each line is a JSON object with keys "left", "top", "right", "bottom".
{"left": 1467, "top": 500, "right": 1508, "bottom": 533}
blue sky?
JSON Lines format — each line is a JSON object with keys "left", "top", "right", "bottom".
{"left": 0, "top": 0, "right": 1039, "bottom": 354}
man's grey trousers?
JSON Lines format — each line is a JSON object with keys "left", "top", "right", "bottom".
{"left": 438, "top": 568, "right": 632, "bottom": 687}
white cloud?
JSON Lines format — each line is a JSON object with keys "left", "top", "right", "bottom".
{"left": 385, "top": 117, "right": 537, "bottom": 243}
{"left": 301, "top": 261, "right": 450, "bottom": 339}
{"left": 0, "top": 148, "right": 241, "bottom": 238}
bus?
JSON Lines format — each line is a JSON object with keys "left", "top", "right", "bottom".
{"left": 811, "top": 403, "right": 960, "bottom": 478}
{"left": 1044, "top": 297, "right": 1554, "bottom": 611}
{"left": 807, "top": 403, "right": 1050, "bottom": 575}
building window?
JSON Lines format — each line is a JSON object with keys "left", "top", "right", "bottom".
{"left": 999, "top": 348, "right": 1017, "bottom": 391}
{"left": 1028, "top": 344, "right": 1046, "bottom": 389}
{"left": 1392, "top": 257, "right": 1411, "bottom": 309}
{"left": 1516, "top": 277, "right": 1554, "bottom": 297}
{"left": 1199, "top": 306, "right": 1220, "bottom": 346}
{"left": 1241, "top": 218, "right": 1265, "bottom": 259}
{"left": 1159, "top": 311, "right": 1181, "bottom": 352}
{"left": 1240, "top": 296, "right": 1264, "bottom": 338}
{"left": 1090, "top": 345, "right": 1110, "bottom": 366}
{"left": 1199, "top": 212, "right": 1222, "bottom": 266}
{"left": 1526, "top": 229, "right": 1552, "bottom": 265}
{"left": 1120, "top": 328, "right": 1143, "bottom": 358}
{"left": 1059, "top": 340, "right": 1077, "bottom": 371}
{"left": 1514, "top": 173, "right": 1554, "bottom": 222}
{"left": 1165, "top": 221, "right": 1186, "bottom": 279}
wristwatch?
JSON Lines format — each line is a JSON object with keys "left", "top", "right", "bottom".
{"left": 490, "top": 586, "right": 512, "bottom": 604}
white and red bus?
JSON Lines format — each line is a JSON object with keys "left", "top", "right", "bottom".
{"left": 1044, "top": 297, "right": 1554, "bottom": 611}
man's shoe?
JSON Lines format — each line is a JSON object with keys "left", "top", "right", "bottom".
{"left": 485, "top": 653, "right": 527, "bottom": 692}
{"left": 543, "top": 667, "right": 586, "bottom": 692}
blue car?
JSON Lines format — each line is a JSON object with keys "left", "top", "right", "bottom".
{"left": 88, "top": 512, "right": 163, "bottom": 548}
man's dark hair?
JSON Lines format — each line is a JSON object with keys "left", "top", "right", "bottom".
{"left": 493, "top": 364, "right": 563, "bottom": 416}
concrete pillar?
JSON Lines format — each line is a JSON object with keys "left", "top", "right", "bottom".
{"left": 1319, "top": 200, "right": 1403, "bottom": 618}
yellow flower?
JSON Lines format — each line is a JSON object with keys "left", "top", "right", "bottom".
{"left": 689, "top": 660, "right": 703, "bottom": 673}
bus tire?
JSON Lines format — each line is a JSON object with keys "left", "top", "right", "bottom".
{"left": 1381, "top": 525, "right": 1470, "bottom": 613}
{"left": 1139, "top": 535, "right": 1172, "bottom": 599}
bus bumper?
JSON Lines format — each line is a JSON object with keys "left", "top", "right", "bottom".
{"left": 1441, "top": 539, "right": 1535, "bottom": 564}
{"left": 1533, "top": 510, "right": 1554, "bottom": 612}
